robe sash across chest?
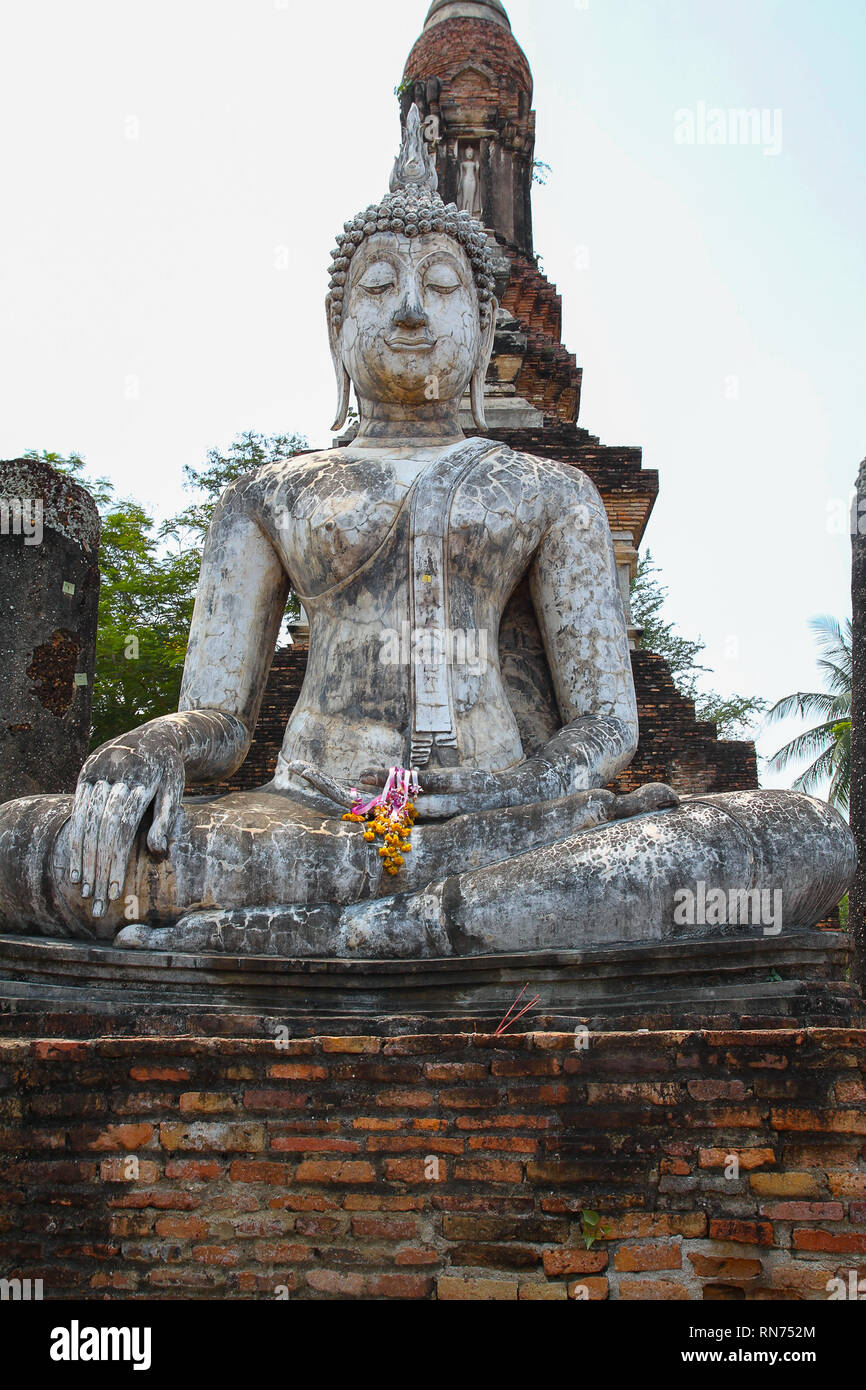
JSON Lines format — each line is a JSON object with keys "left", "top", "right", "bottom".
{"left": 407, "top": 438, "right": 497, "bottom": 768}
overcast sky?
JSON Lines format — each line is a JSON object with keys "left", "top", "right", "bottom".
{"left": 1, "top": 0, "right": 864, "bottom": 787}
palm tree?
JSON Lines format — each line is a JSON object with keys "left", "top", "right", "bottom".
{"left": 766, "top": 616, "right": 851, "bottom": 813}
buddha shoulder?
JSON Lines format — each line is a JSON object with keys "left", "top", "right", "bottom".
{"left": 488, "top": 444, "right": 609, "bottom": 529}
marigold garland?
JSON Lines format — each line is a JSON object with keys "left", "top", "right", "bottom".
{"left": 342, "top": 768, "right": 420, "bottom": 878}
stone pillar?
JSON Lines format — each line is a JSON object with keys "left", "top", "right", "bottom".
{"left": 612, "top": 531, "right": 641, "bottom": 650}
{"left": 0, "top": 459, "right": 101, "bottom": 802}
{"left": 851, "top": 459, "right": 866, "bottom": 991}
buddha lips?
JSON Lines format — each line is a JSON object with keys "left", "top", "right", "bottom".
{"left": 342, "top": 768, "right": 421, "bottom": 878}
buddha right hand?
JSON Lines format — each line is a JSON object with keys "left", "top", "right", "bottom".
{"left": 63, "top": 723, "right": 186, "bottom": 919}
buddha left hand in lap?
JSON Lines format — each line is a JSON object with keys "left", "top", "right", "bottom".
{"left": 0, "top": 109, "right": 854, "bottom": 956}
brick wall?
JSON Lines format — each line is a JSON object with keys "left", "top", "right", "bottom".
{"left": 2, "top": 1029, "right": 864, "bottom": 1301}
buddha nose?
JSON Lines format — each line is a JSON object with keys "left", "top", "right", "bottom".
{"left": 393, "top": 293, "right": 428, "bottom": 330}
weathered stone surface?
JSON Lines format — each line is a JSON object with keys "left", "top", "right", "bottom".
{"left": 0, "top": 87, "right": 855, "bottom": 957}
{"left": 0, "top": 459, "right": 100, "bottom": 801}
{"left": 0, "top": 930, "right": 859, "bottom": 1030}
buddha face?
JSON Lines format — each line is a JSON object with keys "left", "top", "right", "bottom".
{"left": 335, "top": 232, "right": 490, "bottom": 409}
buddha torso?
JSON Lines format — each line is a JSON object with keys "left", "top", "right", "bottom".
{"left": 233, "top": 440, "right": 580, "bottom": 786}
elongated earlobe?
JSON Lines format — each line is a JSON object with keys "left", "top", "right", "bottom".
{"left": 328, "top": 305, "right": 352, "bottom": 433}
{"left": 331, "top": 365, "right": 351, "bottom": 433}
{"left": 471, "top": 298, "right": 498, "bottom": 431}
{"left": 470, "top": 366, "right": 488, "bottom": 431}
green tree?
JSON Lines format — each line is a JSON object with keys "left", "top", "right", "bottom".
{"left": 766, "top": 616, "right": 851, "bottom": 813}
{"left": 34, "top": 432, "right": 307, "bottom": 747}
{"left": 631, "top": 553, "right": 766, "bottom": 740}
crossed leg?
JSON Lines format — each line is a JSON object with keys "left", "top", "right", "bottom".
{"left": 0, "top": 781, "right": 641, "bottom": 940}
{"left": 115, "top": 790, "right": 855, "bottom": 959}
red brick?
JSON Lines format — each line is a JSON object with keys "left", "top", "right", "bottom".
{"left": 229, "top": 1161, "right": 294, "bottom": 1186}
{"left": 660, "top": 1159, "right": 690, "bottom": 1176}
{"left": 708, "top": 1220, "right": 773, "bottom": 1246}
{"left": 772, "top": 1108, "right": 866, "bottom": 1135}
{"left": 164, "top": 1160, "right": 224, "bottom": 1181}
{"left": 543, "top": 1249, "right": 607, "bottom": 1276}
{"left": 698, "top": 1147, "right": 776, "bottom": 1171}
{"left": 367, "top": 1274, "right": 434, "bottom": 1299}
{"left": 364, "top": 1136, "right": 463, "bottom": 1155}
{"left": 376, "top": 1090, "right": 435, "bottom": 1110}
{"left": 159, "top": 1122, "right": 265, "bottom": 1153}
{"left": 129, "top": 1067, "right": 191, "bottom": 1083}
{"left": 154, "top": 1216, "right": 209, "bottom": 1240}
{"left": 749, "top": 1173, "right": 823, "bottom": 1199}
{"left": 468, "top": 1136, "right": 538, "bottom": 1155}
{"left": 568, "top": 1278, "right": 609, "bottom": 1301}
{"left": 689, "top": 1256, "right": 763, "bottom": 1281}
{"left": 437, "top": 1276, "right": 518, "bottom": 1301}
{"left": 828, "top": 1174, "right": 866, "bottom": 1198}
{"left": 351, "top": 1216, "right": 418, "bottom": 1241}
{"left": 384, "top": 1158, "right": 447, "bottom": 1184}
{"left": 506, "top": 1084, "right": 569, "bottom": 1105}
{"left": 191, "top": 1245, "right": 241, "bottom": 1267}
{"left": 835, "top": 1079, "right": 866, "bottom": 1103}
{"left": 454, "top": 1159, "right": 524, "bottom": 1184}
{"left": 306, "top": 1270, "right": 367, "bottom": 1296}
{"left": 687, "top": 1080, "right": 748, "bottom": 1101}
{"left": 760, "top": 1202, "right": 844, "bottom": 1222}
{"left": 321, "top": 1038, "right": 381, "bottom": 1054}
{"left": 268, "top": 1063, "right": 328, "bottom": 1081}
{"left": 179, "top": 1093, "right": 240, "bottom": 1115}
{"left": 619, "top": 1279, "right": 688, "bottom": 1300}
{"left": 295, "top": 1160, "right": 376, "bottom": 1185}
{"left": 254, "top": 1242, "right": 313, "bottom": 1263}
{"left": 793, "top": 1229, "right": 866, "bottom": 1254}
{"left": 614, "top": 1242, "right": 682, "bottom": 1273}
{"left": 88, "top": 1124, "right": 155, "bottom": 1152}
{"left": 394, "top": 1248, "right": 440, "bottom": 1266}
{"left": 242, "top": 1091, "right": 309, "bottom": 1113}
{"left": 99, "top": 1158, "right": 160, "bottom": 1183}
{"left": 424, "top": 1063, "right": 488, "bottom": 1083}
{"left": 490, "top": 1058, "right": 562, "bottom": 1077}
{"left": 270, "top": 1137, "right": 360, "bottom": 1154}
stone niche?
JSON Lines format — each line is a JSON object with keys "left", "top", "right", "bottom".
{"left": 0, "top": 459, "right": 101, "bottom": 801}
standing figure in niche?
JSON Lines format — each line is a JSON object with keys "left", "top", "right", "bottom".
{"left": 457, "top": 146, "right": 483, "bottom": 219}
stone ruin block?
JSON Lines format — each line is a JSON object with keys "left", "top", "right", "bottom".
{"left": 0, "top": 458, "right": 100, "bottom": 801}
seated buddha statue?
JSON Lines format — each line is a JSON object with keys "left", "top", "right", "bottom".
{"left": 0, "top": 109, "right": 855, "bottom": 960}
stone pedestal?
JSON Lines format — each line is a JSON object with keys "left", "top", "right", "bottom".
{"left": 0, "top": 930, "right": 858, "bottom": 1035}
{"left": 0, "top": 459, "right": 100, "bottom": 801}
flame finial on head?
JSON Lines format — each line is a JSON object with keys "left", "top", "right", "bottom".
{"left": 390, "top": 104, "right": 439, "bottom": 195}
{"left": 326, "top": 104, "right": 495, "bottom": 338}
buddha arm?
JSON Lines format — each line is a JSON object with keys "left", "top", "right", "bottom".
{"left": 418, "top": 473, "right": 639, "bottom": 817}
{"left": 519, "top": 475, "right": 639, "bottom": 798}
{"left": 174, "top": 490, "right": 291, "bottom": 783}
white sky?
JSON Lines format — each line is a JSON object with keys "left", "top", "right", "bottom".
{"left": 1, "top": 0, "right": 864, "bottom": 788}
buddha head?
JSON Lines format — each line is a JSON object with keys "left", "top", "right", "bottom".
{"left": 327, "top": 106, "right": 498, "bottom": 437}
